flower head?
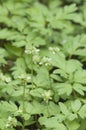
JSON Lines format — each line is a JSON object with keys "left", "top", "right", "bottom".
{"left": 42, "top": 90, "right": 52, "bottom": 103}
{"left": 49, "top": 47, "right": 60, "bottom": 54}
{"left": 25, "top": 46, "right": 40, "bottom": 55}
{"left": 39, "top": 56, "right": 51, "bottom": 66}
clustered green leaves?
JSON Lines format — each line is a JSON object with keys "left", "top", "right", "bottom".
{"left": 0, "top": 0, "right": 86, "bottom": 130}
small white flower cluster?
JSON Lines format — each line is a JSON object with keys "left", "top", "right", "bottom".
{"left": 25, "top": 46, "right": 40, "bottom": 55}
{"left": 17, "top": 108, "right": 23, "bottom": 114}
{"left": 15, "top": 108, "right": 23, "bottom": 116}
{"left": 25, "top": 45, "right": 40, "bottom": 64}
{"left": 39, "top": 56, "right": 51, "bottom": 66}
{"left": 18, "top": 73, "right": 31, "bottom": 82}
{"left": 5, "top": 116, "right": 17, "bottom": 128}
{"left": 33, "top": 54, "right": 40, "bottom": 64}
{"left": 42, "top": 90, "right": 52, "bottom": 103}
{"left": 48, "top": 46, "right": 60, "bottom": 54}
{"left": 0, "top": 73, "right": 11, "bottom": 83}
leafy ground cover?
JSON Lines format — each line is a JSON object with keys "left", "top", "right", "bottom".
{"left": 0, "top": 0, "right": 86, "bottom": 130}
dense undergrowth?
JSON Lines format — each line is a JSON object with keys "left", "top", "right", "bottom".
{"left": 0, "top": 0, "right": 86, "bottom": 130}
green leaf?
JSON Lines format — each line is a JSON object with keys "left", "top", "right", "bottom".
{"left": 78, "top": 104, "right": 86, "bottom": 119}
{"left": 65, "top": 120, "right": 80, "bottom": 130}
{"left": 23, "top": 114, "right": 31, "bottom": 121}
{"left": 59, "top": 102, "right": 69, "bottom": 115}
{"left": 0, "top": 28, "right": 22, "bottom": 40}
{"left": 32, "top": 37, "right": 46, "bottom": 47}
{"left": 53, "top": 69, "right": 68, "bottom": 79}
{"left": 0, "top": 48, "right": 8, "bottom": 65}
{"left": 50, "top": 73, "right": 62, "bottom": 82}
{"left": 11, "top": 58, "right": 26, "bottom": 78}
{"left": 68, "top": 113, "right": 78, "bottom": 121}
{"left": 62, "top": 35, "right": 85, "bottom": 56}
{"left": 0, "top": 119, "right": 6, "bottom": 130}
{"left": 71, "top": 99, "right": 81, "bottom": 112}
{"left": 64, "top": 4, "right": 77, "bottom": 13}
{"left": 30, "top": 88, "right": 44, "bottom": 98}
{"left": 39, "top": 117, "right": 67, "bottom": 130}
{"left": 12, "top": 40, "right": 26, "bottom": 47}
{"left": 5, "top": 44, "right": 23, "bottom": 56}
{"left": 34, "top": 67, "right": 50, "bottom": 88}
{"left": 55, "top": 83, "right": 72, "bottom": 96}
{"left": 26, "top": 101, "right": 45, "bottom": 115}
{"left": 74, "top": 48, "right": 86, "bottom": 56}
{"left": 43, "top": 102, "right": 59, "bottom": 117}
{"left": 0, "top": 101, "right": 17, "bottom": 113}
{"left": 49, "top": 51, "right": 65, "bottom": 69}
{"left": 73, "top": 83, "right": 86, "bottom": 95}
{"left": 49, "top": 0, "right": 61, "bottom": 9}
{"left": 74, "top": 70, "right": 86, "bottom": 84}
{"left": 65, "top": 60, "right": 82, "bottom": 73}
{"left": 11, "top": 87, "right": 23, "bottom": 97}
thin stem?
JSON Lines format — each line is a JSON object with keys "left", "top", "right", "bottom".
{"left": 22, "top": 81, "right": 26, "bottom": 114}
{"left": 46, "top": 102, "right": 50, "bottom": 117}
{"left": 31, "top": 53, "right": 34, "bottom": 89}
{"left": 49, "top": 73, "right": 52, "bottom": 89}
{"left": 22, "top": 81, "right": 26, "bottom": 130}
{"left": 22, "top": 121, "right": 25, "bottom": 130}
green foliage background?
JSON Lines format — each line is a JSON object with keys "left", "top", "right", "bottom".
{"left": 0, "top": 0, "right": 86, "bottom": 130}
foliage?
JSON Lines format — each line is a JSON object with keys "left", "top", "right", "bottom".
{"left": 0, "top": 0, "right": 86, "bottom": 130}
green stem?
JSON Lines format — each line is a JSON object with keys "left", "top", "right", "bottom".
{"left": 46, "top": 102, "right": 50, "bottom": 117}
{"left": 22, "top": 121, "right": 25, "bottom": 130}
{"left": 23, "top": 82, "right": 26, "bottom": 113}
{"left": 49, "top": 73, "right": 52, "bottom": 89}
{"left": 31, "top": 53, "right": 34, "bottom": 89}
{"left": 22, "top": 81, "right": 26, "bottom": 130}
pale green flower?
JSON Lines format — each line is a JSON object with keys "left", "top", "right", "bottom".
{"left": 42, "top": 90, "right": 52, "bottom": 103}
{"left": 49, "top": 46, "right": 60, "bottom": 54}
{"left": 39, "top": 56, "right": 51, "bottom": 66}
{"left": 25, "top": 46, "right": 40, "bottom": 55}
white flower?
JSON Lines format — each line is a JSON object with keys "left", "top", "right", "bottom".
{"left": 39, "top": 56, "right": 51, "bottom": 66}
{"left": 6, "top": 116, "right": 17, "bottom": 128}
{"left": 25, "top": 46, "right": 40, "bottom": 55}
{"left": 33, "top": 55, "right": 40, "bottom": 64}
{"left": 18, "top": 74, "right": 31, "bottom": 82}
{"left": 5, "top": 77, "right": 11, "bottom": 83}
{"left": 25, "top": 49, "right": 30, "bottom": 54}
{"left": 34, "top": 49, "right": 40, "bottom": 54}
{"left": 0, "top": 72, "right": 11, "bottom": 83}
{"left": 39, "top": 62, "right": 42, "bottom": 65}
{"left": 48, "top": 46, "right": 60, "bottom": 54}
{"left": 42, "top": 90, "right": 52, "bottom": 103}
{"left": 5, "top": 123, "right": 10, "bottom": 128}
{"left": 26, "top": 75, "right": 31, "bottom": 80}
{"left": 8, "top": 116, "right": 12, "bottom": 122}
{"left": 48, "top": 47, "right": 53, "bottom": 51}
{"left": 18, "top": 74, "right": 26, "bottom": 80}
